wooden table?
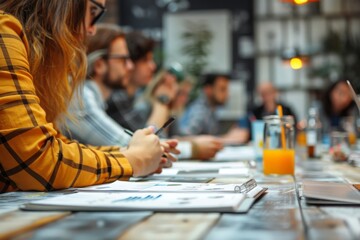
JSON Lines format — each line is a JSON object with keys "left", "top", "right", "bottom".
{"left": 1, "top": 158, "right": 359, "bottom": 240}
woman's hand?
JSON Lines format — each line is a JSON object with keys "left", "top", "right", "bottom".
{"left": 160, "top": 139, "right": 180, "bottom": 168}
{"left": 122, "top": 127, "right": 164, "bottom": 177}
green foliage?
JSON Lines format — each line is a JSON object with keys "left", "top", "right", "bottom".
{"left": 181, "top": 21, "right": 213, "bottom": 101}
{"left": 181, "top": 21, "right": 213, "bottom": 79}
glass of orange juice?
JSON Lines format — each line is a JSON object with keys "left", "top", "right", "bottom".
{"left": 263, "top": 115, "right": 295, "bottom": 175}
{"left": 340, "top": 116, "right": 357, "bottom": 147}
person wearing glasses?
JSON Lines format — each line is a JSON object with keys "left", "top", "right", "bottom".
{"left": 0, "top": 0, "right": 176, "bottom": 193}
{"left": 106, "top": 31, "right": 224, "bottom": 160}
{"left": 63, "top": 23, "right": 178, "bottom": 164}
{"left": 64, "top": 24, "right": 134, "bottom": 147}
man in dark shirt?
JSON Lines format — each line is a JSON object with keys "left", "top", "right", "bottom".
{"left": 179, "top": 73, "right": 230, "bottom": 136}
{"left": 106, "top": 31, "right": 224, "bottom": 160}
{"left": 238, "top": 82, "right": 297, "bottom": 141}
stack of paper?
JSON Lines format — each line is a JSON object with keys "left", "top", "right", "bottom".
{"left": 158, "top": 161, "right": 250, "bottom": 177}
{"left": 22, "top": 192, "right": 250, "bottom": 213}
{"left": 22, "top": 180, "right": 267, "bottom": 213}
{"left": 213, "top": 146, "right": 255, "bottom": 161}
{"left": 78, "top": 180, "right": 263, "bottom": 196}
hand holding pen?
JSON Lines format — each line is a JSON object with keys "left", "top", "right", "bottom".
{"left": 122, "top": 127, "right": 165, "bottom": 177}
{"left": 124, "top": 117, "right": 179, "bottom": 169}
{"left": 124, "top": 117, "right": 175, "bottom": 137}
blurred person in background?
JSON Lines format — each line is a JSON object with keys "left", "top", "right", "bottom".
{"left": 237, "top": 82, "right": 297, "bottom": 142}
{"left": 179, "top": 73, "right": 230, "bottom": 136}
{"left": 106, "top": 31, "right": 223, "bottom": 160}
{"left": 320, "top": 79, "right": 357, "bottom": 134}
{"left": 106, "top": 31, "right": 174, "bottom": 131}
{"left": 178, "top": 73, "right": 250, "bottom": 145}
{"left": 63, "top": 24, "right": 179, "bottom": 170}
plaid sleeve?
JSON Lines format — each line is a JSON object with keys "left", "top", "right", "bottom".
{"left": 0, "top": 13, "right": 132, "bottom": 193}
{"left": 55, "top": 131, "right": 121, "bottom": 152}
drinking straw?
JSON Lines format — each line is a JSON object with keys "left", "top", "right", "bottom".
{"left": 277, "top": 105, "right": 286, "bottom": 149}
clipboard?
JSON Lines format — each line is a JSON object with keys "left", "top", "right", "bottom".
{"left": 347, "top": 80, "right": 360, "bottom": 112}
{"left": 234, "top": 179, "right": 268, "bottom": 199}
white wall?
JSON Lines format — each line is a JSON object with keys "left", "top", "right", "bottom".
{"left": 164, "top": 10, "right": 232, "bottom": 73}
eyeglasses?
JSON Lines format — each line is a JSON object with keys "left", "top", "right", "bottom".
{"left": 90, "top": 0, "right": 106, "bottom": 26}
{"left": 106, "top": 54, "right": 131, "bottom": 61}
{"left": 105, "top": 54, "right": 132, "bottom": 66}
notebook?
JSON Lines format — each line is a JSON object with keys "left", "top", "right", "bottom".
{"left": 21, "top": 192, "right": 253, "bottom": 213}
{"left": 302, "top": 180, "right": 360, "bottom": 205}
{"left": 22, "top": 179, "right": 267, "bottom": 213}
{"left": 75, "top": 179, "right": 267, "bottom": 199}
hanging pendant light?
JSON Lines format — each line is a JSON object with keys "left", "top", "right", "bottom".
{"left": 282, "top": 48, "right": 309, "bottom": 70}
{"left": 281, "top": 0, "right": 319, "bottom": 5}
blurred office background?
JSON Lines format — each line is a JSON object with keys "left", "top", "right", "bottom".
{"left": 101, "top": 0, "right": 360, "bottom": 127}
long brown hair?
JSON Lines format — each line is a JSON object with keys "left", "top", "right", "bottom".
{"left": 0, "top": 0, "right": 87, "bottom": 123}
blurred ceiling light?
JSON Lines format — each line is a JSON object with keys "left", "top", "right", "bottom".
{"left": 282, "top": 48, "right": 308, "bottom": 70}
{"left": 281, "top": 0, "right": 319, "bottom": 5}
{"left": 289, "top": 57, "right": 303, "bottom": 70}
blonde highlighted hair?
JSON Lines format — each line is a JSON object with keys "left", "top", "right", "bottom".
{"left": 0, "top": 0, "right": 88, "bottom": 123}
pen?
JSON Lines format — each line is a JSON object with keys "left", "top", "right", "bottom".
{"left": 124, "top": 129, "right": 134, "bottom": 137}
{"left": 155, "top": 117, "right": 176, "bottom": 135}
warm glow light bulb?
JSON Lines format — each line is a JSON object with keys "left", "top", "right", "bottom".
{"left": 294, "top": 0, "right": 309, "bottom": 5}
{"left": 290, "top": 57, "right": 303, "bottom": 70}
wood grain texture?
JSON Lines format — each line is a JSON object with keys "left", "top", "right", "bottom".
{"left": 0, "top": 211, "right": 69, "bottom": 239}
{"left": 118, "top": 213, "right": 220, "bottom": 240}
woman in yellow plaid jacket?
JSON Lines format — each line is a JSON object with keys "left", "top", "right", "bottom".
{"left": 0, "top": 0, "right": 177, "bottom": 193}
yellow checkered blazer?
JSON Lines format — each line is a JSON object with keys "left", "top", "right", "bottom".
{"left": 0, "top": 12, "right": 132, "bottom": 193}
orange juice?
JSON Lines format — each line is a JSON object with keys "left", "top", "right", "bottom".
{"left": 263, "top": 149, "right": 295, "bottom": 175}
{"left": 349, "top": 132, "right": 357, "bottom": 146}
{"left": 296, "top": 130, "right": 307, "bottom": 146}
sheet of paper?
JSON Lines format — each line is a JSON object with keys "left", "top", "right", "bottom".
{"left": 218, "top": 168, "right": 249, "bottom": 175}
{"left": 159, "top": 168, "right": 249, "bottom": 177}
{"left": 171, "top": 161, "right": 249, "bottom": 170}
{"left": 22, "top": 192, "right": 246, "bottom": 212}
{"left": 213, "top": 146, "right": 255, "bottom": 161}
{"left": 158, "top": 161, "right": 250, "bottom": 177}
{"left": 78, "top": 181, "right": 247, "bottom": 192}
{"left": 133, "top": 176, "right": 214, "bottom": 183}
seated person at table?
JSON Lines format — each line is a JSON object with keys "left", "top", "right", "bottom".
{"left": 64, "top": 24, "right": 132, "bottom": 146}
{"left": 106, "top": 31, "right": 172, "bottom": 131}
{"left": 238, "top": 82, "right": 297, "bottom": 141}
{"left": 136, "top": 64, "right": 190, "bottom": 137}
{"left": 0, "top": 0, "right": 173, "bottom": 193}
{"left": 106, "top": 32, "right": 223, "bottom": 160}
{"left": 320, "top": 79, "right": 356, "bottom": 132}
{"left": 172, "top": 77, "right": 195, "bottom": 119}
{"left": 179, "top": 73, "right": 230, "bottom": 136}
{"left": 63, "top": 24, "right": 178, "bottom": 164}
